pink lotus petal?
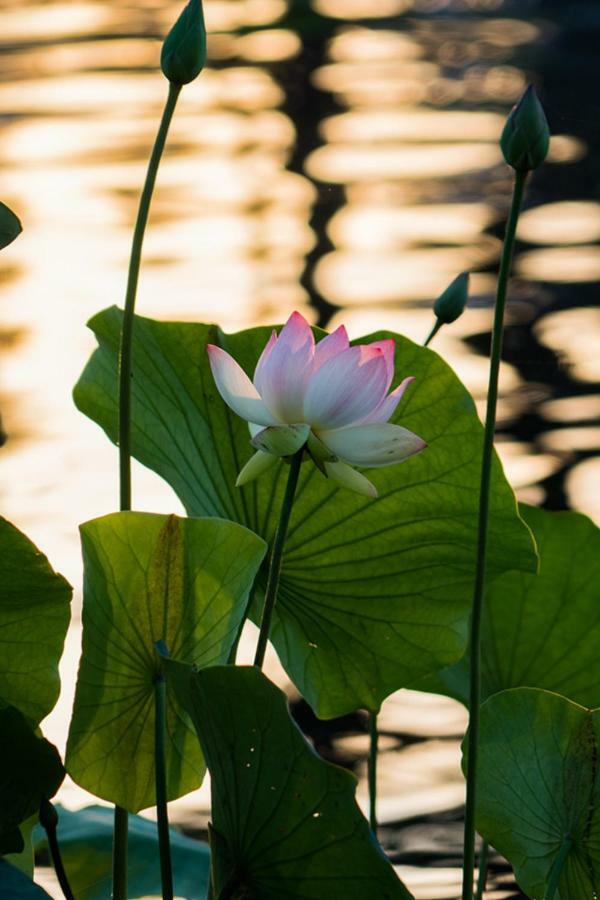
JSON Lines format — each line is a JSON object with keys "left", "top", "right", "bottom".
{"left": 304, "top": 344, "right": 389, "bottom": 429}
{"left": 207, "top": 345, "right": 279, "bottom": 426}
{"left": 313, "top": 325, "right": 349, "bottom": 370}
{"left": 318, "top": 423, "right": 426, "bottom": 468}
{"left": 367, "top": 339, "right": 395, "bottom": 391}
{"left": 253, "top": 329, "right": 278, "bottom": 393}
{"left": 359, "top": 376, "right": 415, "bottom": 425}
{"left": 255, "top": 311, "right": 315, "bottom": 422}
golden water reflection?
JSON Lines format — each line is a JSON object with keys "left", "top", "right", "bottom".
{"left": 1, "top": 0, "right": 597, "bottom": 895}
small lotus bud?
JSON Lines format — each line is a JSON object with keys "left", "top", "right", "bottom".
{"left": 0, "top": 201, "right": 22, "bottom": 251}
{"left": 161, "top": 0, "right": 207, "bottom": 86}
{"left": 500, "top": 85, "right": 550, "bottom": 172}
{"left": 433, "top": 272, "right": 469, "bottom": 325}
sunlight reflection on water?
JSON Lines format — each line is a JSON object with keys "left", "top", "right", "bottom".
{"left": 1, "top": 0, "right": 598, "bottom": 895}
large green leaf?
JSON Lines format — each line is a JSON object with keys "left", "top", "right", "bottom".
{"left": 168, "top": 662, "right": 413, "bottom": 899}
{"left": 74, "top": 307, "right": 536, "bottom": 717}
{"left": 66, "top": 512, "right": 266, "bottom": 812}
{"left": 0, "top": 862, "right": 51, "bottom": 898}
{"left": 0, "top": 518, "right": 71, "bottom": 725}
{"left": 0, "top": 706, "right": 64, "bottom": 854}
{"left": 417, "top": 505, "right": 600, "bottom": 707}
{"left": 475, "top": 687, "right": 600, "bottom": 899}
{"left": 33, "top": 805, "right": 210, "bottom": 899}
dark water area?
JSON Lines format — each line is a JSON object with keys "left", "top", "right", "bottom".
{"left": 1, "top": 0, "right": 599, "bottom": 897}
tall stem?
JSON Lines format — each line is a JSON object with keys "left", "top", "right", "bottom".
{"left": 544, "top": 834, "right": 572, "bottom": 900}
{"left": 253, "top": 451, "right": 303, "bottom": 668}
{"left": 114, "top": 80, "right": 181, "bottom": 900}
{"left": 39, "top": 799, "right": 75, "bottom": 900}
{"left": 118, "top": 81, "right": 182, "bottom": 512}
{"left": 155, "top": 675, "right": 174, "bottom": 900}
{"left": 368, "top": 711, "right": 379, "bottom": 835}
{"left": 461, "top": 168, "right": 527, "bottom": 900}
{"left": 112, "top": 806, "right": 128, "bottom": 900}
{"left": 423, "top": 318, "right": 442, "bottom": 347}
{"left": 474, "top": 840, "right": 489, "bottom": 900}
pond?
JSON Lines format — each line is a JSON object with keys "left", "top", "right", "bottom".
{"left": 1, "top": 0, "right": 598, "bottom": 896}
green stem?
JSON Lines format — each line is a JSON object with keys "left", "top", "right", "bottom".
{"left": 114, "top": 81, "right": 181, "bottom": 900}
{"left": 39, "top": 799, "right": 75, "bottom": 900}
{"left": 544, "top": 834, "right": 572, "bottom": 900}
{"left": 423, "top": 318, "right": 442, "bottom": 347}
{"left": 118, "top": 81, "right": 182, "bottom": 513}
{"left": 368, "top": 711, "right": 379, "bottom": 836}
{"left": 474, "top": 840, "right": 489, "bottom": 900}
{"left": 461, "top": 168, "right": 527, "bottom": 900}
{"left": 253, "top": 451, "right": 303, "bottom": 668}
{"left": 112, "top": 806, "right": 128, "bottom": 900}
{"left": 155, "top": 675, "right": 174, "bottom": 900}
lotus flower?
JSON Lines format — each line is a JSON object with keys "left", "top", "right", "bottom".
{"left": 207, "top": 312, "right": 426, "bottom": 497}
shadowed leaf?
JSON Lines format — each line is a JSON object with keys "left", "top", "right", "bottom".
{"left": 0, "top": 518, "right": 71, "bottom": 725}
{"left": 66, "top": 511, "right": 266, "bottom": 812}
{"left": 168, "top": 663, "right": 413, "bottom": 899}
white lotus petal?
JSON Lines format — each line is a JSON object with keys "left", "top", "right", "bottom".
{"left": 313, "top": 325, "right": 349, "bottom": 370}
{"left": 359, "top": 377, "right": 415, "bottom": 425}
{"left": 207, "top": 345, "right": 279, "bottom": 426}
{"left": 255, "top": 311, "right": 315, "bottom": 422}
{"left": 323, "top": 460, "right": 377, "bottom": 498}
{"left": 236, "top": 450, "right": 278, "bottom": 486}
{"left": 251, "top": 423, "right": 310, "bottom": 457}
{"left": 304, "top": 345, "right": 389, "bottom": 429}
{"left": 319, "top": 423, "right": 426, "bottom": 468}
{"left": 253, "top": 329, "right": 278, "bottom": 390}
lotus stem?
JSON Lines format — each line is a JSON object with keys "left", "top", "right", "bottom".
{"left": 368, "top": 711, "right": 379, "bottom": 835}
{"left": 544, "top": 834, "right": 572, "bottom": 900}
{"left": 253, "top": 451, "right": 303, "bottom": 668}
{"left": 461, "top": 168, "right": 527, "bottom": 900}
{"left": 112, "top": 806, "right": 129, "bottom": 900}
{"left": 39, "top": 799, "right": 75, "bottom": 900}
{"left": 155, "top": 675, "right": 174, "bottom": 900}
{"left": 118, "top": 81, "right": 181, "bottom": 512}
{"left": 474, "top": 840, "right": 489, "bottom": 900}
{"left": 423, "top": 319, "right": 442, "bottom": 347}
{"left": 114, "top": 80, "right": 181, "bottom": 900}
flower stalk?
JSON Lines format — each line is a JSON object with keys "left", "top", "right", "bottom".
{"left": 544, "top": 834, "right": 572, "bottom": 900}
{"left": 39, "top": 799, "right": 75, "bottom": 900}
{"left": 368, "top": 711, "right": 379, "bottom": 836}
{"left": 461, "top": 167, "right": 528, "bottom": 900}
{"left": 118, "top": 81, "right": 181, "bottom": 513}
{"left": 253, "top": 450, "right": 303, "bottom": 668}
{"left": 155, "top": 674, "right": 174, "bottom": 900}
{"left": 474, "top": 840, "right": 489, "bottom": 900}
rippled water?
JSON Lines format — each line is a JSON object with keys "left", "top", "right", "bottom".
{"left": 1, "top": 0, "right": 599, "bottom": 896}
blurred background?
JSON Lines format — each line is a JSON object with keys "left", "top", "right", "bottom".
{"left": 1, "top": 0, "right": 599, "bottom": 896}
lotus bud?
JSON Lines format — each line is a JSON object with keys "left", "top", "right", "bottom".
{"left": 500, "top": 85, "right": 550, "bottom": 172}
{"left": 433, "top": 272, "right": 470, "bottom": 325}
{"left": 161, "top": 0, "right": 207, "bottom": 86}
{"left": 0, "top": 201, "right": 22, "bottom": 251}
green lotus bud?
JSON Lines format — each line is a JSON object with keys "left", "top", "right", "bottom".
{"left": 433, "top": 271, "right": 469, "bottom": 325}
{"left": 161, "top": 0, "right": 207, "bottom": 86}
{"left": 0, "top": 201, "right": 22, "bottom": 251}
{"left": 500, "top": 85, "right": 550, "bottom": 172}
